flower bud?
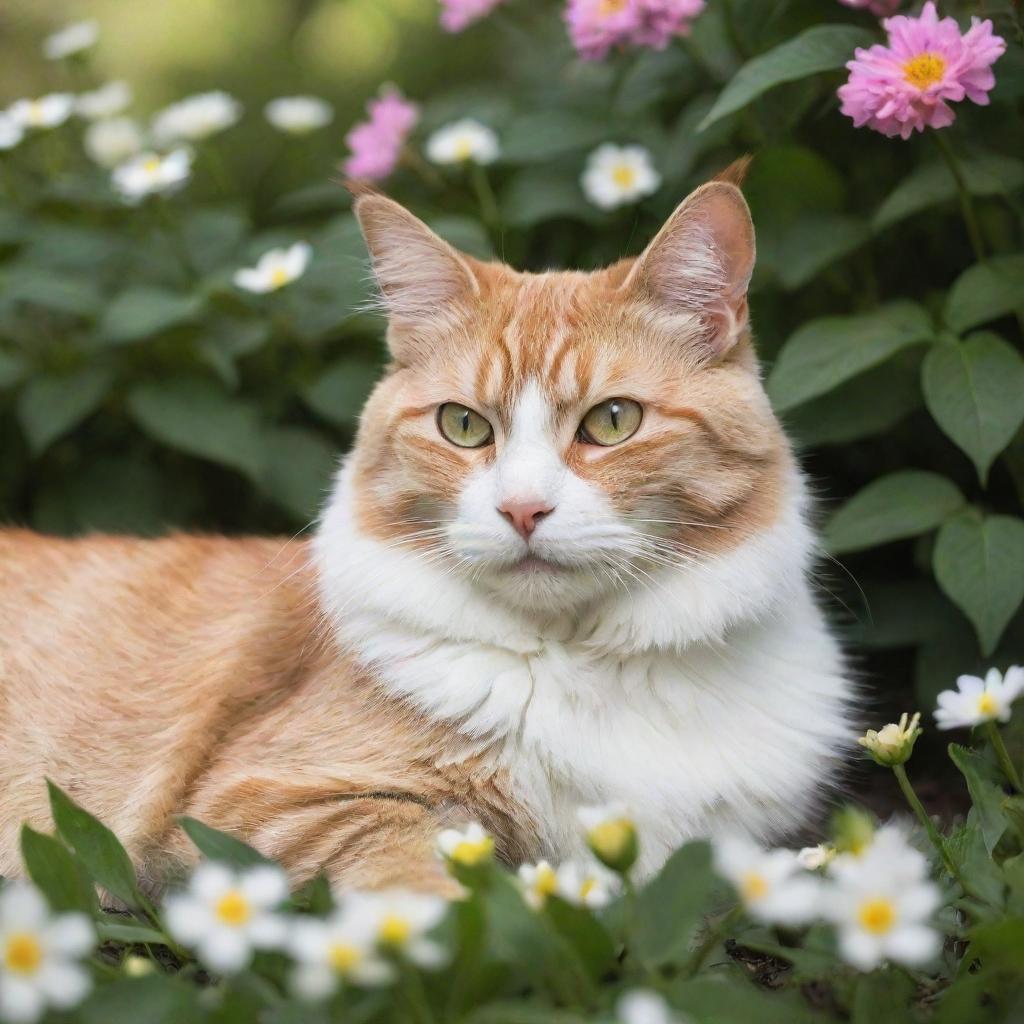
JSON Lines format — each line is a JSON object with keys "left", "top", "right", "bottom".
{"left": 123, "top": 954, "right": 154, "bottom": 977}
{"left": 577, "top": 804, "right": 638, "bottom": 873}
{"left": 858, "top": 712, "right": 922, "bottom": 767}
{"left": 831, "top": 806, "right": 876, "bottom": 858}
{"left": 436, "top": 823, "right": 494, "bottom": 867}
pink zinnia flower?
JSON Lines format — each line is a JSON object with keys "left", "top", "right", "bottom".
{"left": 838, "top": 2, "right": 1006, "bottom": 139}
{"left": 839, "top": 0, "right": 902, "bottom": 17}
{"left": 343, "top": 87, "right": 420, "bottom": 182}
{"left": 439, "top": 0, "right": 505, "bottom": 32}
{"left": 565, "top": 0, "right": 705, "bottom": 62}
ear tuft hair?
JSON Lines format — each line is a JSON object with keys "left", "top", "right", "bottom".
{"left": 714, "top": 155, "right": 752, "bottom": 187}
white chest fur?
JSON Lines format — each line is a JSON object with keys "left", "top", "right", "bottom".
{"left": 316, "top": 464, "right": 853, "bottom": 876}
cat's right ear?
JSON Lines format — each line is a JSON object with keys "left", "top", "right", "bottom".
{"left": 351, "top": 187, "right": 479, "bottom": 356}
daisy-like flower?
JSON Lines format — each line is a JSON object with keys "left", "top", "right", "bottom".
{"left": 824, "top": 829, "right": 940, "bottom": 970}
{"left": 840, "top": 0, "right": 902, "bottom": 15}
{"left": 617, "top": 989, "right": 688, "bottom": 1024}
{"left": 0, "top": 114, "right": 23, "bottom": 151}
{"left": 7, "top": 95, "right": 75, "bottom": 131}
{"left": 233, "top": 242, "right": 312, "bottom": 294}
{"left": 343, "top": 87, "right": 420, "bottom": 182}
{"left": 518, "top": 859, "right": 620, "bottom": 910}
{"left": 713, "top": 836, "right": 820, "bottom": 925}
{"left": 565, "top": 0, "right": 705, "bottom": 62}
{"left": 111, "top": 149, "right": 191, "bottom": 202}
{"left": 0, "top": 883, "right": 95, "bottom": 1024}
{"left": 838, "top": 2, "right": 1006, "bottom": 139}
{"left": 859, "top": 711, "right": 922, "bottom": 766}
{"left": 577, "top": 803, "right": 638, "bottom": 873}
{"left": 934, "top": 666, "right": 1024, "bottom": 730}
{"left": 85, "top": 118, "right": 145, "bottom": 167}
{"left": 797, "top": 844, "right": 836, "bottom": 871}
{"left": 265, "top": 96, "right": 334, "bottom": 134}
{"left": 426, "top": 119, "right": 500, "bottom": 166}
{"left": 439, "top": 0, "right": 506, "bottom": 32}
{"left": 42, "top": 20, "right": 99, "bottom": 61}
{"left": 164, "top": 862, "right": 289, "bottom": 974}
{"left": 437, "top": 823, "right": 494, "bottom": 867}
{"left": 582, "top": 143, "right": 661, "bottom": 210}
{"left": 76, "top": 81, "right": 132, "bottom": 121}
{"left": 345, "top": 890, "right": 448, "bottom": 969}
{"left": 288, "top": 906, "right": 394, "bottom": 1001}
{"left": 152, "top": 91, "right": 242, "bottom": 145}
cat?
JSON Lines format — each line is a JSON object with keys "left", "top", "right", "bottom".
{"left": 0, "top": 172, "right": 852, "bottom": 895}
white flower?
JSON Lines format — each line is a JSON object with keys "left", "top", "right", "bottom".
{"left": 934, "top": 666, "right": 1024, "bottom": 730}
{"left": 436, "top": 823, "right": 494, "bottom": 867}
{"left": 0, "top": 114, "right": 23, "bottom": 151}
{"left": 43, "top": 20, "right": 99, "bottom": 60}
{"left": 796, "top": 844, "right": 836, "bottom": 871}
{"left": 0, "top": 883, "right": 95, "bottom": 1024}
{"left": 577, "top": 803, "right": 638, "bottom": 872}
{"left": 7, "top": 95, "right": 75, "bottom": 131}
{"left": 85, "top": 118, "right": 145, "bottom": 167}
{"left": 288, "top": 907, "right": 394, "bottom": 1001}
{"left": 825, "top": 829, "right": 941, "bottom": 970}
{"left": 233, "top": 243, "right": 312, "bottom": 293}
{"left": 111, "top": 149, "right": 191, "bottom": 202}
{"left": 344, "top": 890, "right": 448, "bottom": 969}
{"left": 581, "top": 143, "right": 661, "bottom": 210}
{"left": 164, "top": 862, "right": 289, "bottom": 974}
{"left": 425, "top": 119, "right": 499, "bottom": 165}
{"left": 152, "top": 91, "right": 242, "bottom": 145}
{"left": 265, "top": 96, "right": 333, "bottom": 134}
{"left": 76, "top": 81, "right": 132, "bottom": 121}
{"left": 617, "top": 989, "right": 689, "bottom": 1024}
{"left": 518, "top": 859, "right": 619, "bottom": 910}
{"left": 713, "top": 835, "right": 819, "bottom": 926}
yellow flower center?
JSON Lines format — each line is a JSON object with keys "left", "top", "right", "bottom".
{"left": 269, "top": 266, "right": 291, "bottom": 289}
{"left": 611, "top": 164, "right": 637, "bottom": 190}
{"left": 533, "top": 864, "right": 559, "bottom": 897}
{"left": 214, "top": 889, "right": 252, "bottom": 927}
{"left": 450, "top": 836, "right": 494, "bottom": 866}
{"left": 599, "top": 0, "right": 629, "bottom": 15}
{"left": 579, "top": 877, "right": 597, "bottom": 901}
{"left": 740, "top": 871, "right": 769, "bottom": 903}
{"left": 142, "top": 156, "right": 162, "bottom": 175}
{"left": 976, "top": 692, "right": 999, "bottom": 717}
{"left": 453, "top": 137, "right": 475, "bottom": 161}
{"left": 903, "top": 52, "right": 947, "bottom": 90}
{"left": 4, "top": 933, "right": 43, "bottom": 976}
{"left": 858, "top": 897, "right": 897, "bottom": 935}
{"left": 328, "top": 942, "right": 361, "bottom": 973}
{"left": 379, "top": 914, "right": 412, "bottom": 946}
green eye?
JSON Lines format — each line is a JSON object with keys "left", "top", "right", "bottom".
{"left": 437, "top": 403, "right": 494, "bottom": 448}
{"left": 579, "top": 398, "right": 643, "bottom": 446}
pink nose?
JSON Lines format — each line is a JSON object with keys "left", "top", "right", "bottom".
{"left": 498, "top": 501, "right": 553, "bottom": 540}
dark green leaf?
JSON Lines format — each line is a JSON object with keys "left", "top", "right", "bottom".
{"left": 259, "top": 425, "right": 337, "bottom": 521}
{"left": 824, "top": 471, "right": 964, "bottom": 555}
{"left": 772, "top": 214, "right": 870, "bottom": 290}
{"left": 672, "top": 971, "right": 822, "bottom": 1023}
{"left": 16, "top": 366, "right": 113, "bottom": 454}
{"left": 945, "top": 256, "right": 1024, "bottom": 334}
{"left": 80, "top": 976, "right": 202, "bottom": 1024}
{"left": 933, "top": 512, "right": 1024, "bottom": 656}
{"left": 181, "top": 206, "right": 249, "bottom": 276}
{"left": 97, "top": 920, "right": 172, "bottom": 945}
{"left": 178, "top": 816, "right": 273, "bottom": 866}
{"left": 949, "top": 744, "right": 1010, "bottom": 853}
{"left": 501, "top": 111, "right": 610, "bottom": 163}
{"left": 0, "top": 350, "right": 28, "bottom": 389}
{"left": 852, "top": 969, "right": 917, "bottom": 1024}
{"left": 429, "top": 215, "right": 494, "bottom": 260}
{"left": 544, "top": 897, "right": 615, "bottom": 982}
{"left": 1, "top": 268, "right": 103, "bottom": 318}
{"left": 20, "top": 825, "right": 97, "bottom": 915}
{"left": 501, "top": 168, "right": 607, "bottom": 229}
{"left": 100, "top": 287, "right": 204, "bottom": 345}
{"left": 304, "top": 358, "right": 383, "bottom": 428}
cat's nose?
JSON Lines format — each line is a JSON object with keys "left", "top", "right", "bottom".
{"left": 498, "top": 500, "right": 554, "bottom": 540}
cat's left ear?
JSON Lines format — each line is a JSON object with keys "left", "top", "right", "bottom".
{"left": 621, "top": 181, "right": 755, "bottom": 359}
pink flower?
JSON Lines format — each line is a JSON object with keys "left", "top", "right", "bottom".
{"left": 564, "top": 0, "right": 705, "bottom": 62}
{"left": 439, "top": 0, "right": 505, "bottom": 32}
{"left": 838, "top": 2, "right": 1006, "bottom": 139}
{"left": 839, "top": 0, "right": 902, "bottom": 16}
{"left": 343, "top": 87, "right": 420, "bottom": 182}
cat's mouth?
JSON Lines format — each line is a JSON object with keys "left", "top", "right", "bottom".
{"left": 506, "top": 554, "right": 566, "bottom": 574}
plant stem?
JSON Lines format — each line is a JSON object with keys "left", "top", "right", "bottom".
{"left": 401, "top": 960, "right": 436, "bottom": 1024}
{"left": 932, "top": 131, "right": 986, "bottom": 263}
{"left": 469, "top": 162, "right": 501, "bottom": 237}
{"left": 685, "top": 903, "right": 743, "bottom": 977}
{"left": 891, "top": 764, "right": 960, "bottom": 880}
{"left": 984, "top": 721, "right": 1023, "bottom": 793}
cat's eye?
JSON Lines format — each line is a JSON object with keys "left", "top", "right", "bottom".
{"left": 578, "top": 398, "right": 643, "bottom": 446}
{"left": 437, "top": 403, "right": 494, "bottom": 448}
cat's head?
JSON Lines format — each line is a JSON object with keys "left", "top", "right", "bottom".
{"left": 341, "top": 176, "right": 793, "bottom": 615}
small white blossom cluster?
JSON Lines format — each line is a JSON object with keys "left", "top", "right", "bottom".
{"left": 934, "top": 666, "right": 1023, "bottom": 730}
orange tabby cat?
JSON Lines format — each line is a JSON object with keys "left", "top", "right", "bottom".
{"left": 0, "top": 173, "right": 851, "bottom": 895}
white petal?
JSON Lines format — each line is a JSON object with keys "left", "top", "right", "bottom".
{"left": 44, "top": 914, "right": 95, "bottom": 957}
{"left": 407, "top": 937, "right": 447, "bottom": 969}
{"left": 198, "top": 927, "right": 252, "bottom": 974}
{"left": 35, "top": 960, "right": 92, "bottom": 1008}
{"left": 884, "top": 924, "right": 941, "bottom": 966}
{"left": 248, "top": 912, "right": 288, "bottom": 950}
{"left": 0, "top": 977, "right": 44, "bottom": 1024}
{"left": 241, "top": 865, "right": 288, "bottom": 909}
{"left": 351, "top": 956, "right": 395, "bottom": 986}
{"left": 838, "top": 928, "right": 883, "bottom": 971}
{"left": 163, "top": 896, "right": 213, "bottom": 945}
{"left": 617, "top": 989, "right": 674, "bottom": 1024}
{"left": 291, "top": 962, "right": 337, "bottom": 1001}
{"left": 0, "top": 884, "right": 49, "bottom": 932}
{"left": 191, "top": 862, "right": 235, "bottom": 902}
{"left": 288, "top": 918, "right": 330, "bottom": 963}
{"left": 956, "top": 674, "right": 985, "bottom": 696}
{"left": 234, "top": 268, "right": 270, "bottom": 293}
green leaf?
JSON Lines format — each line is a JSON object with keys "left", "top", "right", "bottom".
{"left": 181, "top": 206, "right": 248, "bottom": 276}
{"left": 97, "top": 919, "right": 173, "bottom": 945}
{"left": 767, "top": 301, "right": 934, "bottom": 412}
{"left": 80, "top": 976, "right": 202, "bottom": 1024}
{"left": 259, "top": 425, "right": 337, "bottom": 521}
{"left": 20, "top": 825, "right": 97, "bottom": 915}
{"left": 178, "top": 816, "right": 273, "bottom": 866}
{"left": 949, "top": 744, "right": 1010, "bottom": 853}
{"left": 672, "top": 971, "right": 821, "bottom": 1023}
{"left": 126, "top": 377, "right": 263, "bottom": 479}
{"left": 501, "top": 167, "right": 608, "bottom": 229}
{"left": 544, "top": 897, "right": 615, "bottom": 983}
{"left": 945, "top": 255, "right": 1024, "bottom": 334}
{"left": 0, "top": 268, "right": 103, "bottom": 318}
{"left": 99, "top": 287, "right": 204, "bottom": 345}
{"left": 304, "top": 358, "right": 383, "bottom": 429}
{"left": 824, "top": 471, "right": 965, "bottom": 555}
{"left": 875, "top": 155, "right": 1024, "bottom": 231}
{"left": 15, "top": 366, "right": 113, "bottom": 454}
{"left": 0, "top": 350, "right": 28, "bottom": 389}
{"left": 633, "top": 840, "right": 721, "bottom": 968}
{"left": 47, "top": 780, "right": 144, "bottom": 910}
{"left": 699, "top": 25, "right": 874, "bottom": 131}
{"left": 501, "top": 110, "right": 610, "bottom": 163}
{"left": 922, "top": 333, "right": 1024, "bottom": 485}
{"left": 933, "top": 512, "right": 1024, "bottom": 655}
{"left": 771, "top": 214, "right": 870, "bottom": 290}
{"left": 852, "top": 969, "right": 917, "bottom": 1024}
{"left": 429, "top": 215, "right": 494, "bottom": 260}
